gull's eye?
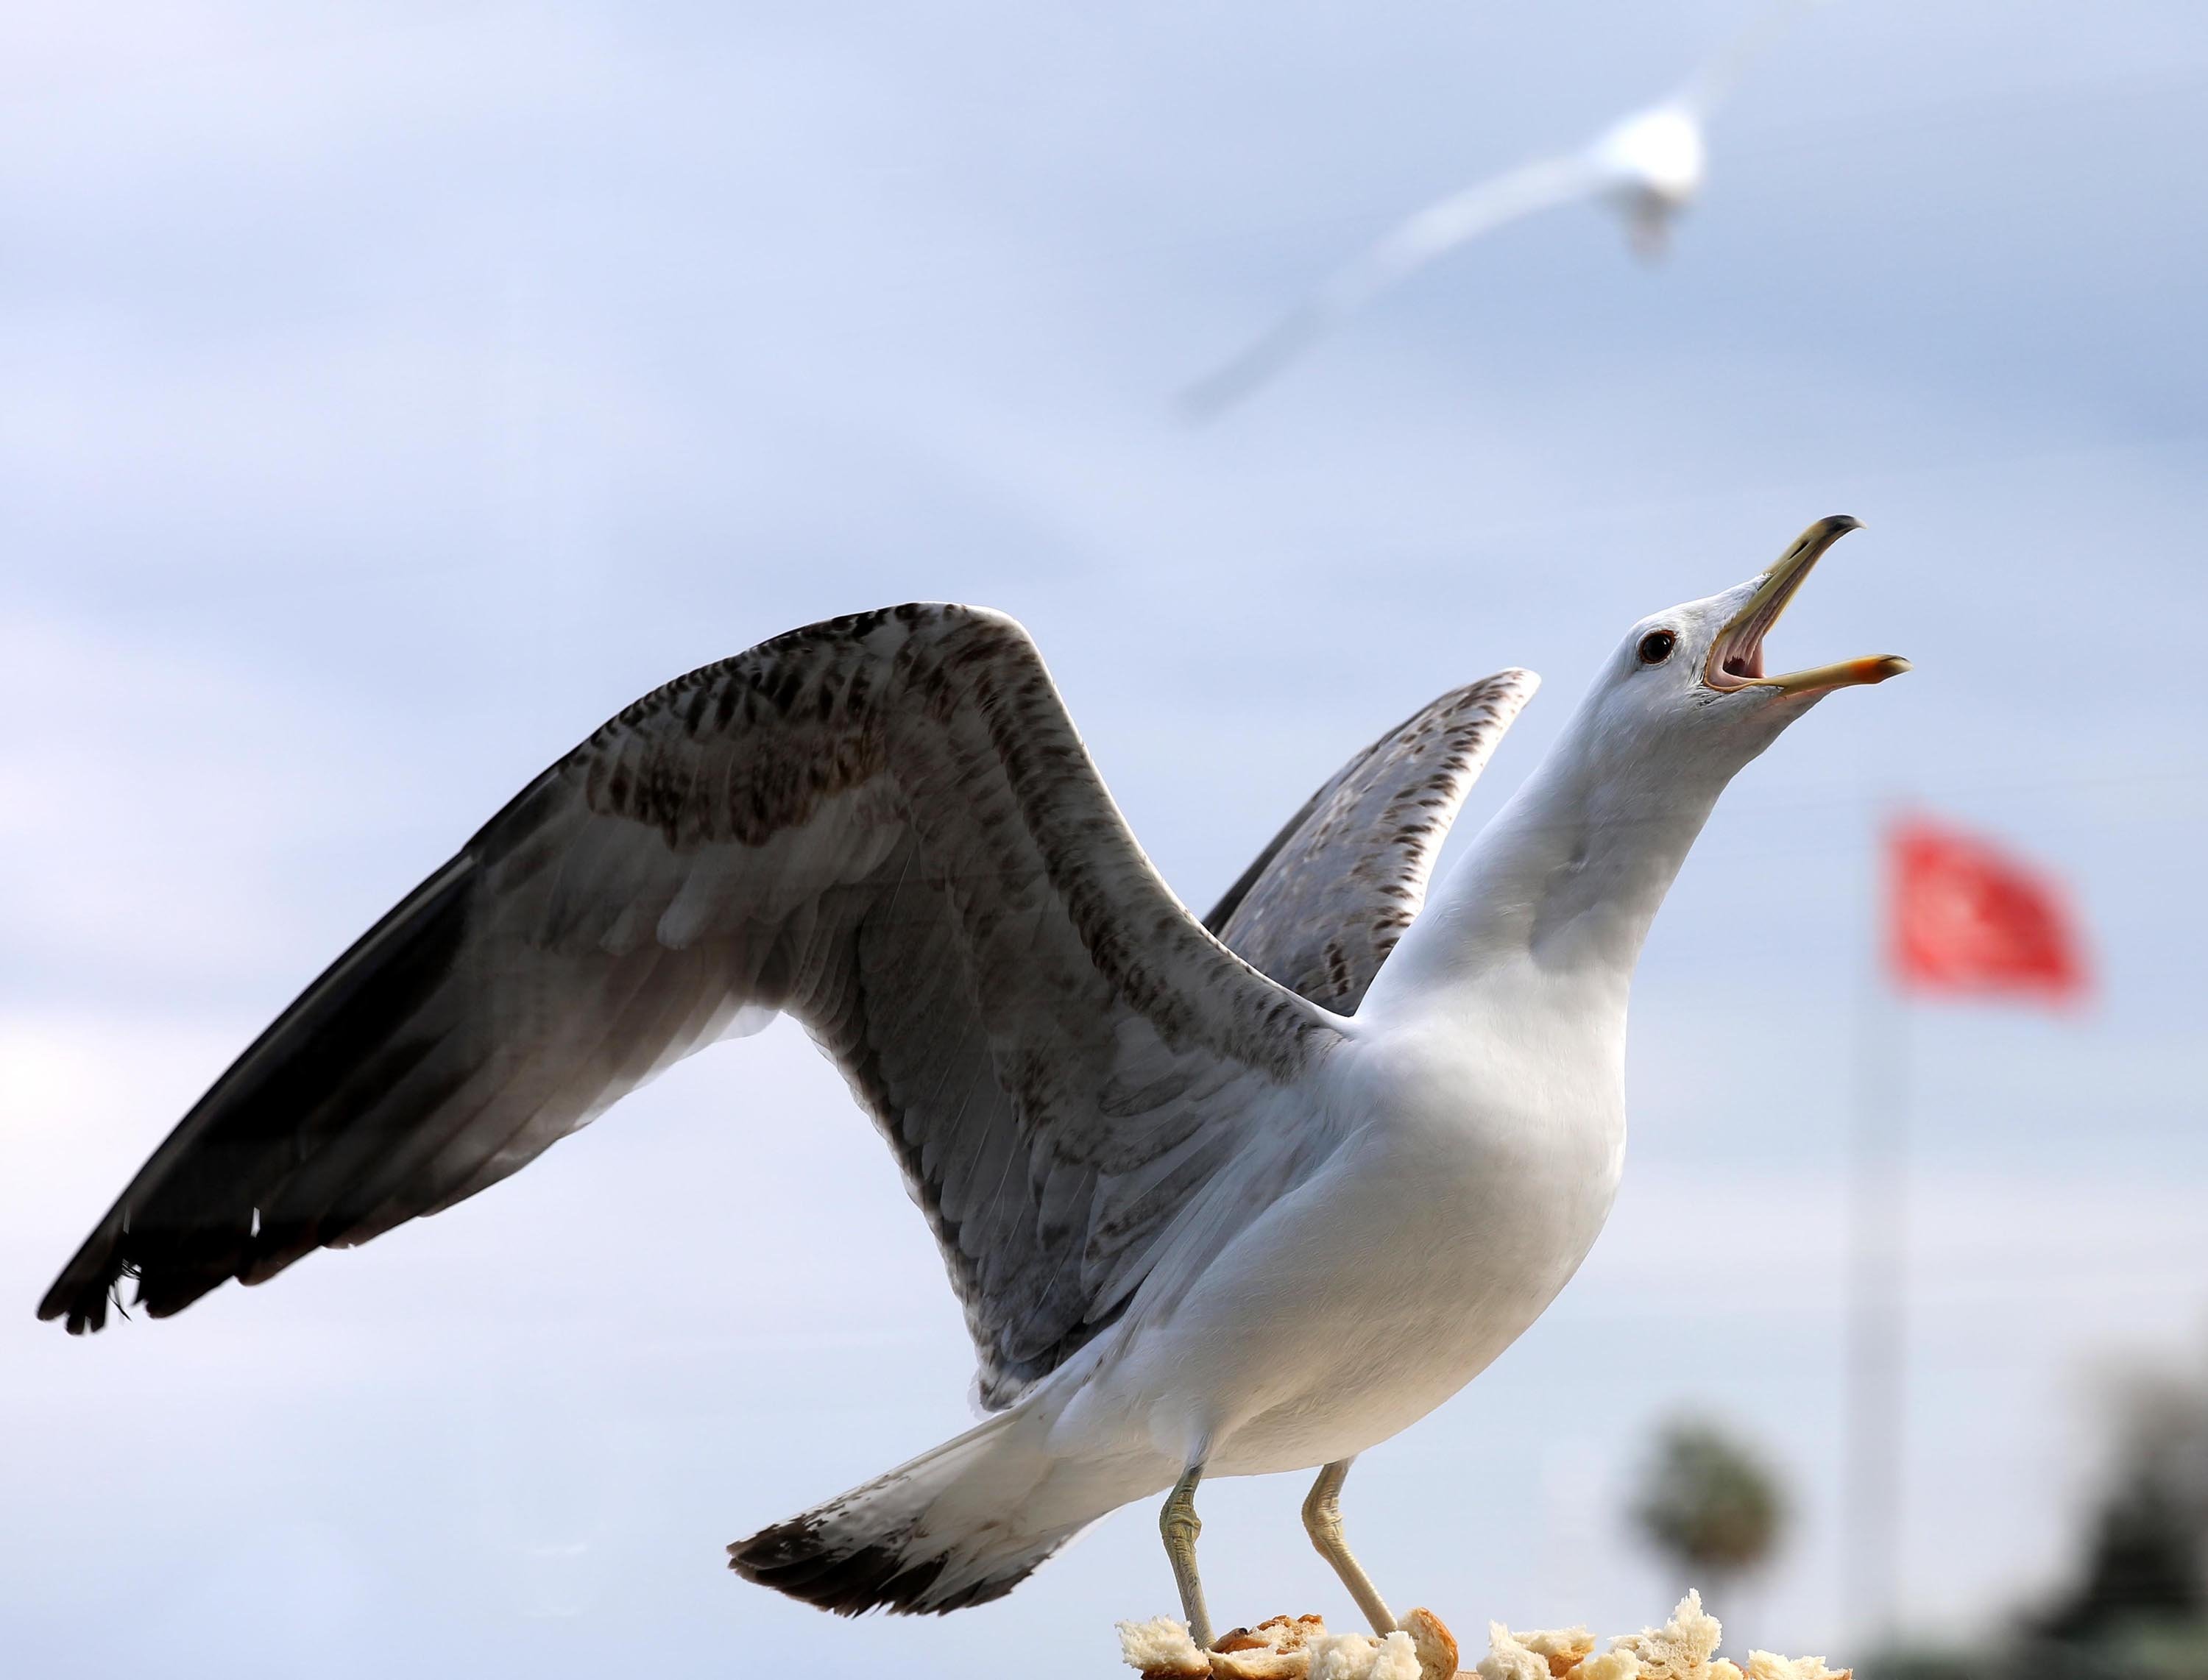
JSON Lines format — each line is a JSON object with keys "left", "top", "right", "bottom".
{"left": 1637, "top": 628, "right": 1677, "bottom": 666}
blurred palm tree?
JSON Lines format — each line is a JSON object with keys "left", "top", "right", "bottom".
{"left": 1631, "top": 1416, "right": 1788, "bottom": 1608}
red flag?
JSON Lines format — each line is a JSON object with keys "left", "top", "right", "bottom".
{"left": 1886, "top": 818, "right": 2088, "bottom": 1002}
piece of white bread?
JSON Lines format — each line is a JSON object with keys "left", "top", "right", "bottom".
{"left": 1398, "top": 1607, "right": 1460, "bottom": 1680}
{"left": 1478, "top": 1621, "right": 1599, "bottom": 1679}
{"left": 1306, "top": 1628, "right": 1422, "bottom": 1680}
{"left": 1476, "top": 1592, "right": 1852, "bottom": 1680}
{"left": 1609, "top": 1589, "right": 1725, "bottom": 1679}
{"left": 1213, "top": 1614, "right": 1328, "bottom": 1680}
{"left": 1740, "top": 1655, "right": 1850, "bottom": 1680}
{"left": 1571, "top": 1653, "right": 1647, "bottom": 1680}
{"left": 1119, "top": 1615, "right": 1209, "bottom": 1678}
{"left": 1476, "top": 1625, "right": 1555, "bottom": 1680}
{"left": 1117, "top": 1610, "right": 1451, "bottom": 1680}
{"left": 1122, "top": 1594, "right": 1849, "bottom": 1680}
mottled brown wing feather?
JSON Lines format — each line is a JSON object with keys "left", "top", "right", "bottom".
{"left": 40, "top": 604, "right": 1337, "bottom": 1408}
{"left": 1205, "top": 670, "right": 1537, "bottom": 1013}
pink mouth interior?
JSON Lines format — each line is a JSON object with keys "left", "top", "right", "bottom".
{"left": 1707, "top": 567, "right": 1808, "bottom": 690}
{"left": 1719, "top": 637, "right": 1765, "bottom": 681}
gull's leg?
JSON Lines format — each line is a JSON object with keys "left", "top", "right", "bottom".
{"left": 1302, "top": 1457, "right": 1397, "bottom": 1635}
{"left": 1160, "top": 1463, "right": 1215, "bottom": 1651}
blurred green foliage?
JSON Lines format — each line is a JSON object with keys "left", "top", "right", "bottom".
{"left": 1865, "top": 1357, "right": 2208, "bottom": 1680}
{"left": 1632, "top": 1417, "right": 1787, "bottom": 1596}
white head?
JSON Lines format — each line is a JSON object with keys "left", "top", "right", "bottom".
{"left": 1398, "top": 516, "right": 1910, "bottom": 986}
{"left": 1569, "top": 514, "right": 1909, "bottom": 814}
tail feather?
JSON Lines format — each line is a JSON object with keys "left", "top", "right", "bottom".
{"left": 729, "top": 1407, "right": 1104, "bottom": 1616}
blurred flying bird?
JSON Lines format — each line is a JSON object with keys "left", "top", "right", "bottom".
{"left": 41, "top": 520, "right": 1903, "bottom": 1650}
{"left": 1183, "top": 0, "right": 1830, "bottom": 417}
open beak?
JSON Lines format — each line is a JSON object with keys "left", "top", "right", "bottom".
{"left": 1704, "top": 515, "right": 1912, "bottom": 698}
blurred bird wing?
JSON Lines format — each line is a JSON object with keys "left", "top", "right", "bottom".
{"left": 1183, "top": 152, "right": 1606, "bottom": 417}
{"left": 1206, "top": 669, "right": 1538, "bottom": 1013}
{"left": 1676, "top": 0, "right": 1827, "bottom": 117}
{"left": 1346, "top": 152, "right": 1612, "bottom": 293}
{"left": 40, "top": 605, "right": 1344, "bottom": 1408}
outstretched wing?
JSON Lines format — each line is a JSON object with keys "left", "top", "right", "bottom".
{"left": 41, "top": 604, "right": 1342, "bottom": 1407}
{"left": 1206, "top": 669, "right": 1537, "bottom": 1013}
{"left": 1677, "top": 0, "right": 1828, "bottom": 118}
{"left": 1182, "top": 155, "right": 1603, "bottom": 417}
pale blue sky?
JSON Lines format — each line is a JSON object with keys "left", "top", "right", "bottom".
{"left": 5, "top": 3, "right": 2207, "bottom": 1674}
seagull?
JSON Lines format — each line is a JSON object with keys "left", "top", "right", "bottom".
{"left": 1183, "top": 0, "right": 1830, "bottom": 417}
{"left": 40, "top": 516, "right": 1905, "bottom": 1650}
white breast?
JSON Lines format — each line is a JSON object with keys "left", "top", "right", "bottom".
{"left": 1075, "top": 969, "right": 1630, "bottom": 1478}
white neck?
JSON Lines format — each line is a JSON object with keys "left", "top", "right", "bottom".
{"left": 1359, "top": 689, "right": 1741, "bottom": 1028}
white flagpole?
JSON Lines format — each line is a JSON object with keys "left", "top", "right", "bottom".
{"left": 1843, "top": 823, "right": 1911, "bottom": 1647}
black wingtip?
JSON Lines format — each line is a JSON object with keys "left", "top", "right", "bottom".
{"left": 38, "top": 1227, "right": 128, "bottom": 1334}
{"left": 35, "top": 851, "right": 483, "bottom": 1341}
